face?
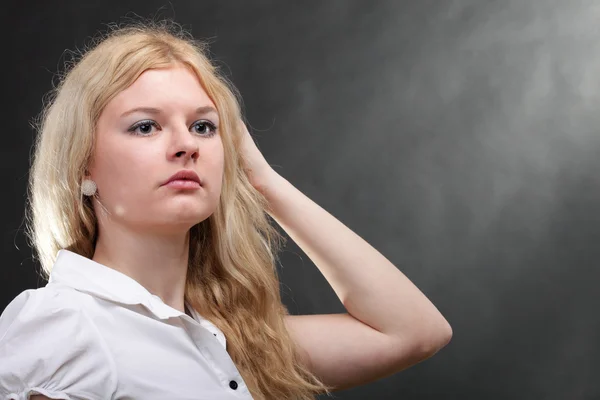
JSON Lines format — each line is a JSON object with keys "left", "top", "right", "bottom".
{"left": 89, "top": 65, "right": 225, "bottom": 235}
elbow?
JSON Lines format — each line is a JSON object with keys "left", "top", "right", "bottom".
{"left": 387, "top": 319, "right": 452, "bottom": 372}
{"left": 417, "top": 318, "right": 453, "bottom": 358}
{"left": 435, "top": 319, "right": 453, "bottom": 350}
{"left": 400, "top": 315, "right": 452, "bottom": 363}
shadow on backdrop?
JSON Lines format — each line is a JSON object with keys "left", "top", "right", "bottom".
{"left": 3, "top": 1, "right": 599, "bottom": 399}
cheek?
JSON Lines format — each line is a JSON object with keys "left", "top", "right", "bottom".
{"left": 207, "top": 141, "right": 226, "bottom": 186}
{"left": 93, "top": 145, "right": 158, "bottom": 204}
{"left": 196, "top": 143, "right": 225, "bottom": 206}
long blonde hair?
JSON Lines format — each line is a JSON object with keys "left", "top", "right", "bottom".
{"left": 26, "top": 20, "right": 331, "bottom": 399}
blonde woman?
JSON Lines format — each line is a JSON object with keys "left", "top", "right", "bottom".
{"left": 0, "top": 21, "right": 452, "bottom": 400}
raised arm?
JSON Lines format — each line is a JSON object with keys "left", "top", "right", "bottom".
{"left": 268, "top": 173, "right": 452, "bottom": 390}
{"left": 238, "top": 123, "right": 452, "bottom": 390}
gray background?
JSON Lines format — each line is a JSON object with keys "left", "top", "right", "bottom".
{"left": 3, "top": 1, "right": 599, "bottom": 399}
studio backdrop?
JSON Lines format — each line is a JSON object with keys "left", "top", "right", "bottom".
{"left": 3, "top": 1, "right": 599, "bottom": 399}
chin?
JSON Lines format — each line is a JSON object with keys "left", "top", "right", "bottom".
{"left": 144, "top": 201, "right": 216, "bottom": 230}
{"left": 148, "top": 216, "right": 208, "bottom": 236}
{"left": 169, "top": 207, "right": 213, "bottom": 225}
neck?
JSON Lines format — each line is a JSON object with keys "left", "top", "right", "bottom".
{"left": 92, "top": 223, "right": 190, "bottom": 314}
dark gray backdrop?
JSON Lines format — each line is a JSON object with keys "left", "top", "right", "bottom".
{"left": 3, "top": 1, "right": 599, "bottom": 399}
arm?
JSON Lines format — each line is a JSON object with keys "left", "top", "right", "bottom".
{"left": 264, "top": 173, "right": 452, "bottom": 390}
{"left": 0, "top": 291, "right": 117, "bottom": 400}
{"left": 239, "top": 123, "right": 452, "bottom": 391}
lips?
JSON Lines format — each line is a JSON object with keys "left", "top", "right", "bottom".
{"left": 162, "top": 170, "right": 201, "bottom": 186}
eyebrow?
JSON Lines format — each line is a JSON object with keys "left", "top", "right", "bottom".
{"left": 120, "top": 106, "right": 218, "bottom": 118}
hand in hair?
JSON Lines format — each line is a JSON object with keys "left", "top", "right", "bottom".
{"left": 237, "top": 121, "right": 278, "bottom": 195}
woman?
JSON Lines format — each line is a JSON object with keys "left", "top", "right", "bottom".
{"left": 0, "top": 21, "right": 452, "bottom": 399}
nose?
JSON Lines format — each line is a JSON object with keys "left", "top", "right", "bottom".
{"left": 169, "top": 126, "right": 199, "bottom": 162}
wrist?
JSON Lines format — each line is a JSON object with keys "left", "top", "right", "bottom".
{"left": 254, "top": 169, "right": 285, "bottom": 199}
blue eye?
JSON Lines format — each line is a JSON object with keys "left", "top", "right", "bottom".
{"left": 127, "top": 119, "right": 218, "bottom": 137}
{"left": 191, "top": 120, "right": 218, "bottom": 136}
{"left": 128, "top": 120, "right": 159, "bottom": 136}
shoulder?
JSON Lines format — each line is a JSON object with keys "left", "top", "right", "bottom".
{"left": 0, "top": 287, "right": 117, "bottom": 399}
{"left": 1, "top": 286, "right": 66, "bottom": 328}
{"left": 0, "top": 285, "right": 97, "bottom": 340}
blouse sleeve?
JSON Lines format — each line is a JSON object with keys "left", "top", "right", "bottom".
{"left": 0, "top": 289, "right": 117, "bottom": 400}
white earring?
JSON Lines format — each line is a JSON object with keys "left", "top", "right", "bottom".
{"left": 81, "top": 179, "right": 97, "bottom": 196}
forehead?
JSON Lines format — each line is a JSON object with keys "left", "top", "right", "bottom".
{"left": 105, "top": 66, "right": 216, "bottom": 114}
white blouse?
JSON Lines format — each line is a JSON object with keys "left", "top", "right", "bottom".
{"left": 0, "top": 250, "right": 253, "bottom": 399}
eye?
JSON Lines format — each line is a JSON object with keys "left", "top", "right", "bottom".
{"left": 191, "top": 120, "right": 218, "bottom": 136}
{"left": 128, "top": 120, "right": 160, "bottom": 136}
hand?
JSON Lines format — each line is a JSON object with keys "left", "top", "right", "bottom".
{"left": 237, "top": 121, "right": 278, "bottom": 195}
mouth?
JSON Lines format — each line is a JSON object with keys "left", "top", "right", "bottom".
{"left": 162, "top": 170, "right": 202, "bottom": 189}
{"left": 163, "top": 179, "right": 201, "bottom": 190}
